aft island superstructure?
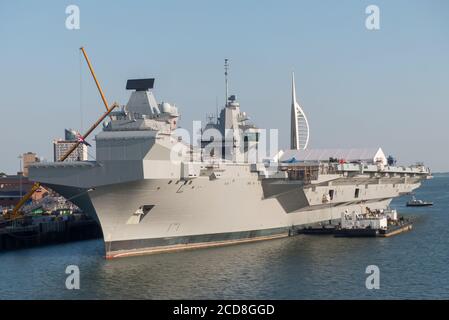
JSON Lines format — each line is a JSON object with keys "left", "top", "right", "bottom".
{"left": 29, "top": 73, "right": 430, "bottom": 258}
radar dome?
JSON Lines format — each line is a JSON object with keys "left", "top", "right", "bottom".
{"left": 161, "top": 102, "right": 172, "bottom": 113}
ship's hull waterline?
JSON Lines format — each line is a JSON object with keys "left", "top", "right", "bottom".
{"left": 45, "top": 174, "right": 419, "bottom": 259}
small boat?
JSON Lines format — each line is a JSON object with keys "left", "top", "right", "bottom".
{"left": 334, "top": 227, "right": 378, "bottom": 237}
{"left": 293, "top": 209, "right": 414, "bottom": 238}
{"left": 333, "top": 209, "right": 412, "bottom": 237}
{"left": 406, "top": 196, "right": 433, "bottom": 207}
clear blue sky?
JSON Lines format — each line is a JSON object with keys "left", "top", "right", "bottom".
{"left": 1, "top": 0, "right": 448, "bottom": 173}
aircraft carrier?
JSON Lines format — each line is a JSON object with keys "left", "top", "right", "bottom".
{"left": 29, "top": 70, "right": 430, "bottom": 259}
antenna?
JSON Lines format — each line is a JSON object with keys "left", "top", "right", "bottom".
{"left": 215, "top": 96, "right": 219, "bottom": 124}
{"left": 224, "top": 58, "right": 229, "bottom": 107}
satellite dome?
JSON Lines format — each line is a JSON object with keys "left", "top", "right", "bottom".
{"left": 161, "top": 102, "right": 172, "bottom": 113}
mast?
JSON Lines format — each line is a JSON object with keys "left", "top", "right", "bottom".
{"left": 224, "top": 58, "right": 229, "bottom": 107}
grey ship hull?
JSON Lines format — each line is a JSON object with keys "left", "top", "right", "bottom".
{"left": 40, "top": 169, "right": 420, "bottom": 259}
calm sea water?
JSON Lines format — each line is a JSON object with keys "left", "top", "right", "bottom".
{"left": 1, "top": 174, "right": 448, "bottom": 299}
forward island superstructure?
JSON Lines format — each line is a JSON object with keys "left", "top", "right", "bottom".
{"left": 29, "top": 71, "right": 430, "bottom": 258}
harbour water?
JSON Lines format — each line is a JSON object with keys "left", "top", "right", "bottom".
{"left": 0, "top": 174, "right": 448, "bottom": 299}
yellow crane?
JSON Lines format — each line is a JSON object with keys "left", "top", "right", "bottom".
{"left": 6, "top": 47, "right": 116, "bottom": 221}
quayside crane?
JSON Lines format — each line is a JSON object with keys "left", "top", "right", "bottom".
{"left": 6, "top": 47, "right": 116, "bottom": 221}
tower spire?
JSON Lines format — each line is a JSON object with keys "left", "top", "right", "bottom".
{"left": 292, "top": 72, "right": 297, "bottom": 106}
{"left": 291, "top": 72, "right": 298, "bottom": 150}
{"left": 290, "top": 71, "right": 310, "bottom": 150}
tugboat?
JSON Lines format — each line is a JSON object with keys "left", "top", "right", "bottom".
{"left": 406, "top": 196, "right": 433, "bottom": 207}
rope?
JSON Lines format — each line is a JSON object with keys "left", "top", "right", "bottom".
{"left": 79, "top": 50, "right": 84, "bottom": 133}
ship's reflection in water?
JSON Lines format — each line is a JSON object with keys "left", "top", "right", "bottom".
{"left": 1, "top": 176, "right": 448, "bottom": 299}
